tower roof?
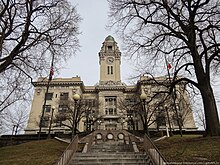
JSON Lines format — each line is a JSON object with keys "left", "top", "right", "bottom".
{"left": 105, "top": 35, "right": 115, "bottom": 41}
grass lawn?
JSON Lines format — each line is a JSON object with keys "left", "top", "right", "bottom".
{"left": 155, "top": 135, "right": 220, "bottom": 164}
{"left": 0, "top": 139, "right": 68, "bottom": 165}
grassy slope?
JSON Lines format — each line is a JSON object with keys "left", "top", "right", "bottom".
{"left": 155, "top": 135, "right": 220, "bottom": 163}
{"left": 0, "top": 139, "right": 68, "bottom": 165}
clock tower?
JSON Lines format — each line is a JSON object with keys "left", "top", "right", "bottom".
{"left": 99, "top": 35, "right": 121, "bottom": 83}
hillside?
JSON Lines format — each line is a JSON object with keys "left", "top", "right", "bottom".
{"left": 155, "top": 135, "right": 220, "bottom": 164}
{"left": 0, "top": 139, "right": 68, "bottom": 165}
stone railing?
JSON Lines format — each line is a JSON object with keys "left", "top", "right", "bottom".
{"left": 143, "top": 134, "right": 167, "bottom": 165}
{"left": 55, "top": 135, "right": 78, "bottom": 165}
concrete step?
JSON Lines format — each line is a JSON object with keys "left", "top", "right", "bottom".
{"left": 74, "top": 152, "right": 148, "bottom": 159}
{"left": 90, "top": 146, "right": 132, "bottom": 152}
{"left": 75, "top": 152, "right": 147, "bottom": 156}
{"left": 70, "top": 161, "right": 151, "bottom": 165}
{"left": 68, "top": 152, "right": 153, "bottom": 165}
{"left": 89, "top": 142, "right": 133, "bottom": 152}
{"left": 69, "top": 157, "right": 152, "bottom": 165}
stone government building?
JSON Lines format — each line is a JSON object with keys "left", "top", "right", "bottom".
{"left": 25, "top": 36, "right": 196, "bottom": 134}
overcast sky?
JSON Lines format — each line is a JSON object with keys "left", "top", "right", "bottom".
{"left": 58, "top": 0, "right": 219, "bottom": 119}
{"left": 59, "top": 0, "right": 134, "bottom": 86}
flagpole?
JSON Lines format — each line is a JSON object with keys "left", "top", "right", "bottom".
{"left": 164, "top": 55, "right": 182, "bottom": 137}
{"left": 38, "top": 53, "right": 54, "bottom": 140}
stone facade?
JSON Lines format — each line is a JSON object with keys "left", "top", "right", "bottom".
{"left": 25, "top": 36, "right": 196, "bottom": 134}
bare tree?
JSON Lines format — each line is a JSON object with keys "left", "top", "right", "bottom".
{"left": 108, "top": 0, "right": 220, "bottom": 136}
{"left": 117, "top": 96, "right": 140, "bottom": 130}
{"left": 0, "top": 0, "right": 81, "bottom": 112}
{"left": 54, "top": 98, "right": 99, "bottom": 139}
{"left": 118, "top": 94, "right": 163, "bottom": 134}
{"left": 194, "top": 108, "right": 206, "bottom": 130}
{"left": 1, "top": 103, "right": 29, "bottom": 135}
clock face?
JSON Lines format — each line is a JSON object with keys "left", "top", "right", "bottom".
{"left": 106, "top": 57, "right": 114, "bottom": 64}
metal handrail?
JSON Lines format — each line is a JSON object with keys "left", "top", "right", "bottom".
{"left": 55, "top": 135, "right": 78, "bottom": 165}
{"left": 143, "top": 134, "right": 167, "bottom": 165}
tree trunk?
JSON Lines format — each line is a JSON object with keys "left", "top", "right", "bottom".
{"left": 190, "top": 41, "right": 220, "bottom": 136}
{"left": 200, "top": 82, "right": 220, "bottom": 136}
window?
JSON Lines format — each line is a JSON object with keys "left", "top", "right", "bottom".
{"left": 105, "top": 108, "right": 117, "bottom": 115}
{"left": 114, "top": 108, "right": 116, "bottom": 114}
{"left": 105, "top": 97, "right": 117, "bottom": 115}
{"left": 107, "top": 98, "right": 116, "bottom": 106}
{"left": 45, "top": 93, "right": 53, "bottom": 100}
{"left": 125, "top": 98, "right": 137, "bottom": 106}
{"left": 111, "top": 66, "right": 113, "bottom": 74}
{"left": 109, "top": 108, "right": 113, "bottom": 115}
{"left": 60, "top": 92, "right": 69, "bottom": 100}
{"left": 41, "top": 116, "right": 49, "bottom": 127}
{"left": 107, "top": 66, "right": 113, "bottom": 75}
{"left": 107, "top": 66, "right": 110, "bottom": 74}
{"left": 85, "top": 99, "right": 96, "bottom": 107}
{"left": 156, "top": 113, "right": 166, "bottom": 127}
{"left": 108, "top": 46, "right": 112, "bottom": 51}
{"left": 56, "top": 113, "right": 66, "bottom": 127}
{"left": 58, "top": 104, "right": 68, "bottom": 112}
{"left": 44, "top": 105, "right": 51, "bottom": 113}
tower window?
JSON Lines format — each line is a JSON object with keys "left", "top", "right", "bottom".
{"left": 107, "top": 66, "right": 113, "bottom": 75}
{"left": 108, "top": 66, "right": 110, "bottom": 74}
{"left": 107, "top": 46, "right": 112, "bottom": 51}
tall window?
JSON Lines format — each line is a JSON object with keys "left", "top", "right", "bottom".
{"left": 107, "top": 66, "right": 113, "bottom": 75}
{"left": 108, "top": 66, "right": 110, "bottom": 74}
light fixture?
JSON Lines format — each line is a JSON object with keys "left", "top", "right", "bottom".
{"left": 73, "top": 93, "right": 80, "bottom": 100}
{"left": 140, "top": 93, "right": 147, "bottom": 101}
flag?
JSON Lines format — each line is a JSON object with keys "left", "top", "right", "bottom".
{"left": 167, "top": 63, "right": 172, "bottom": 70}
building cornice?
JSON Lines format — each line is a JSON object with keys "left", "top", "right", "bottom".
{"left": 33, "top": 81, "right": 84, "bottom": 87}
{"left": 95, "top": 80, "right": 127, "bottom": 91}
{"left": 137, "top": 76, "right": 187, "bottom": 86}
{"left": 32, "top": 77, "right": 85, "bottom": 92}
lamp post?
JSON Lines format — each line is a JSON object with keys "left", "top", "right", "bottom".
{"left": 72, "top": 94, "right": 80, "bottom": 140}
{"left": 48, "top": 106, "right": 55, "bottom": 139}
{"left": 140, "top": 93, "right": 149, "bottom": 135}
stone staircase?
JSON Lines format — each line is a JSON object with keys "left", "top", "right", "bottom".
{"left": 68, "top": 141, "right": 154, "bottom": 165}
